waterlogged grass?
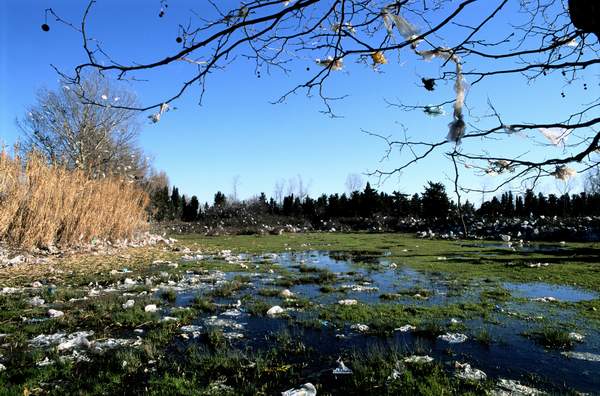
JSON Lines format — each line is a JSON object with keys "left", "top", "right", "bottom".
{"left": 0, "top": 232, "right": 598, "bottom": 394}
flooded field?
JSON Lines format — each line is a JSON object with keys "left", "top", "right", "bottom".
{"left": 0, "top": 233, "right": 599, "bottom": 394}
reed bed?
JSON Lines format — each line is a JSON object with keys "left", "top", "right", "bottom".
{"left": 0, "top": 149, "right": 149, "bottom": 250}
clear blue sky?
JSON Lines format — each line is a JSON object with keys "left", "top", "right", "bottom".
{"left": 1, "top": 0, "right": 596, "bottom": 204}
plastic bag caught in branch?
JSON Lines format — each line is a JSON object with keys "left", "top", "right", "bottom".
{"left": 148, "top": 103, "right": 170, "bottom": 124}
{"left": 423, "top": 105, "right": 445, "bottom": 117}
{"left": 538, "top": 127, "right": 572, "bottom": 146}
{"left": 417, "top": 48, "right": 466, "bottom": 142}
{"left": 381, "top": 7, "right": 421, "bottom": 47}
{"left": 315, "top": 56, "right": 343, "bottom": 71}
{"left": 551, "top": 166, "right": 577, "bottom": 180}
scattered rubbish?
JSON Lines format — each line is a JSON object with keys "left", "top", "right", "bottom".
{"left": 315, "top": 56, "right": 343, "bottom": 71}
{"left": 395, "top": 324, "right": 416, "bottom": 332}
{"left": 532, "top": 296, "right": 558, "bottom": 303}
{"left": 454, "top": 362, "right": 487, "bottom": 381}
{"left": 57, "top": 332, "right": 92, "bottom": 351}
{"left": 494, "top": 378, "right": 543, "bottom": 395}
{"left": 423, "top": 105, "right": 445, "bottom": 117}
{"left": 267, "top": 305, "right": 285, "bottom": 317}
{"left": 538, "top": 127, "right": 571, "bottom": 146}
{"left": 338, "top": 299, "right": 358, "bottom": 306}
{"left": 350, "top": 324, "right": 369, "bottom": 333}
{"left": 36, "top": 357, "right": 53, "bottom": 367}
{"left": 122, "top": 300, "right": 135, "bottom": 309}
{"left": 47, "top": 309, "right": 64, "bottom": 318}
{"left": 29, "top": 296, "right": 45, "bottom": 306}
{"left": 333, "top": 358, "right": 353, "bottom": 375}
{"left": 438, "top": 333, "right": 468, "bottom": 344}
{"left": 144, "top": 304, "right": 158, "bottom": 312}
{"left": 568, "top": 332, "right": 585, "bottom": 342}
{"left": 281, "top": 382, "right": 317, "bottom": 396}
{"left": 403, "top": 355, "right": 434, "bottom": 364}
{"left": 180, "top": 325, "right": 202, "bottom": 333}
{"left": 280, "top": 289, "right": 294, "bottom": 298}
{"left": 161, "top": 316, "right": 178, "bottom": 322}
{"left": 31, "top": 281, "right": 43, "bottom": 288}
{"left": 551, "top": 166, "right": 577, "bottom": 181}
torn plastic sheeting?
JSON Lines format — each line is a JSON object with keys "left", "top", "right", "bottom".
{"left": 494, "top": 378, "right": 543, "bottom": 395}
{"left": 57, "top": 331, "right": 93, "bottom": 351}
{"left": 30, "top": 332, "right": 68, "bottom": 348}
{"left": 333, "top": 358, "right": 353, "bottom": 375}
{"left": 381, "top": 8, "right": 419, "bottom": 44}
{"left": 315, "top": 56, "right": 343, "bottom": 71}
{"left": 180, "top": 325, "right": 203, "bottom": 333}
{"left": 538, "top": 127, "right": 572, "bottom": 146}
{"left": 423, "top": 105, "right": 445, "bottom": 117}
{"left": 454, "top": 362, "right": 487, "bottom": 381}
{"left": 281, "top": 382, "right": 317, "bottom": 396}
{"left": 416, "top": 48, "right": 466, "bottom": 143}
{"left": 47, "top": 309, "right": 64, "bottom": 318}
{"left": 551, "top": 166, "right": 577, "bottom": 181}
{"left": 91, "top": 337, "right": 142, "bottom": 353}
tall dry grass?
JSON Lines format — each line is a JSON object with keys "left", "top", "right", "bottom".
{"left": 0, "top": 148, "right": 149, "bottom": 250}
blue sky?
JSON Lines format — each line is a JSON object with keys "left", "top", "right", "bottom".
{"left": 1, "top": 0, "right": 596, "bottom": 204}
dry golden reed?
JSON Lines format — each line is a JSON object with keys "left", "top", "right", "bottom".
{"left": 0, "top": 148, "right": 149, "bottom": 250}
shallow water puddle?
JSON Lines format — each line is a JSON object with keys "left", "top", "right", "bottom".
{"left": 504, "top": 281, "right": 597, "bottom": 302}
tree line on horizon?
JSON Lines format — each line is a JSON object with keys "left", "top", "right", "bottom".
{"left": 149, "top": 181, "right": 600, "bottom": 224}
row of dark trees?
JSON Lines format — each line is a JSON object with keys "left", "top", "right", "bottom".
{"left": 149, "top": 181, "right": 600, "bottom": 224}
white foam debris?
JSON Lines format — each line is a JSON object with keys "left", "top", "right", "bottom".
{"left": 338, "top": 299, "right": 358, "bottom": 306}
{"left": 161, "top": 316, "right": 178, "bottom": 322}
{"left": 31, "top": 281, "right": 43, "bottom": 288}
{"left": 403, "top": 355, "right": 434, "bottom": 364}
{"left": 267, "top": 305, "right": 285, "bottom": 317}
{"left": 1, "top": 287, "right": 20, "bottom": 295}
{"left": 0, "top": 363, "right": 5, "bottom": 371}
{"left": 454, "top": 362, "right": 487, "bottom": 381}
{"left": 395, "top": 324, "right": 416, "bottom": 332}
{"left": 47, "top": 309, "right": 64, "bottom": 318}
{"left": 280, "top": 289, "right": 294, "bottom": 298}
{"left": 438, "top": 332, "right": 468, "bottom": 344}
{"left": 561, "top": 351, "right": 600, "bottom": 362}
{"left": 281, "top": 382, "right": 317, "bottom": 396}
{"left": 144, "top": 304, "right": 158, "bottom": 312}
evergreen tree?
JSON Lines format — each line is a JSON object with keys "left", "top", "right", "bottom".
{"left": 421, "top": 182, "right": 450, "bottom": 219}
